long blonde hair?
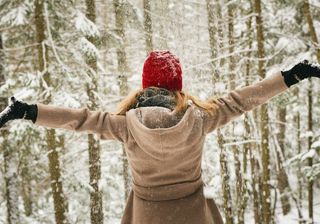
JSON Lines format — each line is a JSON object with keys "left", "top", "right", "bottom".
{"left": 115, "top": 89, "right": 218, "bottom": 116}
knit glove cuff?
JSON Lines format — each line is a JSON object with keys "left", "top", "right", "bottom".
{"left": 281, "top": 70, "right": 302, "bottom": 87}
{"left": 25, "top": 104, "right": 38, "bottom": 123}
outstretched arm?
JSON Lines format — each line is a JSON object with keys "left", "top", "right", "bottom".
{"left": 203, "top": 60, "right": 320, "bottom": 133}
{"left": 0, "top": 99, "right": 128, "bottom": 142}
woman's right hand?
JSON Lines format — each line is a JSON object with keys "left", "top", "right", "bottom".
{"left": 0, "top": 97, "right": 37, "bottom": 128}
{"left": 281, "top": 60, "right": 320, "bottom": 87}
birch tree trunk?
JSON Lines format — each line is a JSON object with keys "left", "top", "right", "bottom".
{"left": 34, "top": 1, "right": 68, "bottom": 223}
{"left": 253, "top": 0, "right": 272, "bottom": 223}
{"left": 143, "top": 0, "right": 153, "bottom": 54}
{"left": 113, "top": 0, "right": 130, "bottom": 201}
{"left": 0, "top": 33, "right": 21, "bottom": 224}
{"left": 84, "top": 0, "right": 104, "bottom": 223}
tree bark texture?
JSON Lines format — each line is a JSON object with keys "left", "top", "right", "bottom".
{"left": 276, "top": 107, "right": 291, "bottom": 215}
{"left": 34, "top": 1, "right": 68, "bottom": 223}
{"left": 113, "top": 0, "right": 131, "bottom": 201}
{"left": 0, "top": 32, "right": 21, "bottom": 224}
{"left": 85, "top": 0, "right": 104, "bottom": 223}
{"left": 143, "top": 0, "right": 153, "bottom": 54}
{"left": 217, "top": 129, "right": 234, "bottom": 224}
{"left": 254, "top": 0, "right": 272, "bottom": 222}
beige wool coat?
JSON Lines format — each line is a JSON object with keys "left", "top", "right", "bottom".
{"left": 35, "top": 72, "right": 288, "bottom": 224}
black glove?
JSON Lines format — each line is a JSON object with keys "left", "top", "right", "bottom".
{"left": 0, "top": 97, "right": 38, "bottom": 128}
{"left": 281, "top": 60, "right": 320, "bottom": 87}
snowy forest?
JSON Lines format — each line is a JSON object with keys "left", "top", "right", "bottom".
{"left": 0, "top": 0, "right": 320, "bottom": 223}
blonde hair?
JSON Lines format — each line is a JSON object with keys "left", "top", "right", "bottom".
{"left": 115, "top": 89, "right": 218, "bottom": 116}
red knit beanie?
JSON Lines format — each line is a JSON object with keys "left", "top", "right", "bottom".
{"left": 142, "top": 50, "right": 182, "bottom": 91}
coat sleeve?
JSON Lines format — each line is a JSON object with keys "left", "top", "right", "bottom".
{"left": 35, "top": 104, "right": 128, "bottom": 142}
{"left": 203, "top": 72, "right": 289, "bottom": 133}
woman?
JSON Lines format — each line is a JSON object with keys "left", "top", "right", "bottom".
{"left": 1, "top": 51, "right": 320, "bottom": 224}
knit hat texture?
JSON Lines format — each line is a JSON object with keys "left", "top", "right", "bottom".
{"left": 142, "top": 51, "right": 182, "bottom": 91}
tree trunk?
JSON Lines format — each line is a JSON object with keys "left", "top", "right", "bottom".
{"left": 217, "top": 1, "right": 225, "bottom": 67}
{"left": 253, "top": 0, "right": 272, "bottom": 223}
{"left": 87, "top": 134, "right": 103, "bottom": 224}
{"left": 250, "top": 145, "right": 262, "bottom": 224}
{"left": 113, "top": 0, "right": 131, "bottom": 201}
{"left": 0, "top": 33, "right": 21, "bottom": 224}
{"left": 307, "top": 79, "right": 313, "bottom": 224}
{"left": 2, "top": 136, "right": 21, "bottom": 224}
{"left": 34, "top": 1, "right": 68, "bottom": 223}
{"left": 245, "top": 17, "right": 263, "bottom": 221}
{"left": 21, "top": 165, "right": 33, "bottom": 216}
{"left": 242, "top": 13, "right": 253, "bottom": 223}
{"left": 155, "top": 0, "right": 169, "bottom": 49}
{"left": 276, "top": 107, "right": 291, "bottom": 215}
{"left": 303, "top": 0, "right": 320, "bottom": 61}
{"left": 227, "top": 3, "right": 244, "bottom": 223}
{"left": 206, "top": 0, "right": 217, "bottom": 77}
{"left": 217, "top": 129, "right": 234, "bottom": 224}
{"left": 84, "top": 0, "right": 104, "bottom": 223}
{"left": 303, "top": 1, "right": 319, "bottom": 222}
{"left": 143, "top": 0, "right": 153, "bottom": 54}
{"left": 293, "top": 87, "right": 305, "bottom": 223}
{"left": 227, "top": 3, "right": 235, "bottom": 90}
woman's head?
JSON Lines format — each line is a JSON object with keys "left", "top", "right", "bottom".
{"left": 142, "top": 51, "right": 182, "bottom": 91}
{"left": 116, "top": 50, "right": 218, "bottom": 115}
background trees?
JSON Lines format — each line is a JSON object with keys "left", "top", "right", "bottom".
{"left": 0, "top": 0, "right": 320, "bottom": 223}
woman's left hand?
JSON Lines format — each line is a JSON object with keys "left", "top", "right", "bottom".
{"left": 0, "top": 97, "right": 37, "bottom": 128}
